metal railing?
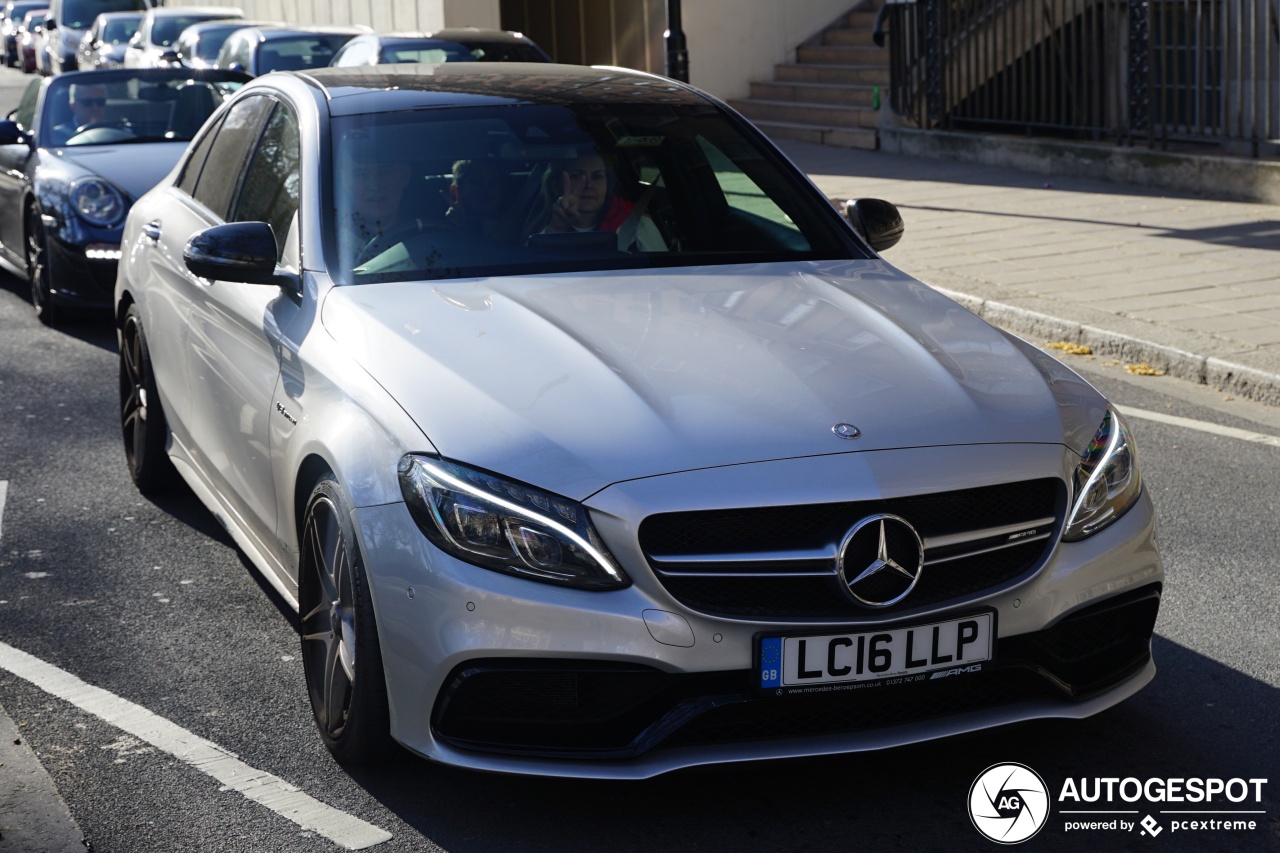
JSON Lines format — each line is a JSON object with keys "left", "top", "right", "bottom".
{"left": 886, "top": 0, "right": 1279, "bottom": 156}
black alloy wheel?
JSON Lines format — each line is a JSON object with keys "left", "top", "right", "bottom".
{"left": 119, "top": 306, "right": 179, "bottom": 493}
{"left": 26, "top": 209, "right": 57, "bottom": 325}
{"left": 299, "top": 477, "right": 392, "bottom": 764}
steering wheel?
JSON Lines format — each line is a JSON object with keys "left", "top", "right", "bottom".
{"left": 65, "top": 120, "right": 135, "bottom": 145}
{"left": 75, "top": 118, "right": 132, "bottom": 134}
{"left": 353, "top": 218, "right": 447, "bottom": 267}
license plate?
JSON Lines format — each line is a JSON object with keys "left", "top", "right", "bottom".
{"left": 757, "top": 612, "right": 994, "bottom": 695}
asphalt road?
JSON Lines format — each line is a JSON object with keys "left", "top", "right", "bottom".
{"left": 0, "top": 66, "right": 1277, "bottom": 853}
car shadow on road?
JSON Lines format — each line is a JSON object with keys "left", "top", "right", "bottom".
{"left": 344, "top": 634, "right": 1277, "bottom": 853}
{"left": 0, "top": 270, "right": 118, "bottom": 352}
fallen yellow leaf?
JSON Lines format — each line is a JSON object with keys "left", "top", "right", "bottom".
{"left": 1125, "top": 363, "right": 1166, "bottom": 376}
{"left": 1046, "top": 341, "right": 1093, "bottom": 356}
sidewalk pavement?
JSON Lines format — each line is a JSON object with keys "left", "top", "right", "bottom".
{"left": 779, "top": 139, "right": 1280, "bottom": 406}
{"left": 0, "top": 702, "right": 85, "bottom": 853}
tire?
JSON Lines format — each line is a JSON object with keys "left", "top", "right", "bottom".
{"left": 299, "top": 477, "right": 393, "bottom": 764}
{"left": 119, "top": 306, "right": 180, "bottom": 493}
{"left": 25, "top": 209, "right": 57, "bottom": 326}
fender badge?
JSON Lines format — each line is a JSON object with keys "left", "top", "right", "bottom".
{"left": 832, "top": 423, "right": 861, "bottom": 439}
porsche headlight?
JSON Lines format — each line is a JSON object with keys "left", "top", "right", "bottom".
{"left": 1063, "top": 408, "right": 1142, "bottom": 540}
{"left": 71, "top": 179, "right": 125, "bottom": 227}
{"left": 398, "top": 455, "right": 629, "bottom": 590}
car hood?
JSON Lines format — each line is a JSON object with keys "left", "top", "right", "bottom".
{"left": 54, "top": 141, "right": 185, "bottom": 200}
{"left": 322, "top": 261, "right": 1107, "bottom": 500}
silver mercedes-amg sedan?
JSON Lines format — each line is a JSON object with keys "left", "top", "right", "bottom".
{"left": 114, "top": 62, "right": 1162, "bottom": 778}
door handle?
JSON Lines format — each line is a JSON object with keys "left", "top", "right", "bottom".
{"left": 142, "top": 220, "right": 161, "bottom": 241}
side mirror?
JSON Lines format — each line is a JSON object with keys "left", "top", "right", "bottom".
{"left": 184, "top": 222, "right": 297, "bottom": 290}
{"left": 0, "top": 119, "right": 29, "bottom": 146}
{"left": 44, "top": 18, "right": 55, "bottom": 29}
{"left": 159, "top": 48, "right": 178, "bottom": 63}
{"left": 845, "top": 198, "right": 904, "bottom": 253}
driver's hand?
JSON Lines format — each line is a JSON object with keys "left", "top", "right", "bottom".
{"left": 546, "top": 170, "right": 581, "bottom": 232}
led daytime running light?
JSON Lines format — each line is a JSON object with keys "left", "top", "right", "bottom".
{"left": 1070, "top": 413, "right": 1122, "bottom": 522}
{"left": 416, "top": 458, "right": 622, "bottom": 583}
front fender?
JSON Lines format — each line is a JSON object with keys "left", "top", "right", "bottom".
{"left": 270, "top": 274, "right": 439, "bottom": 568}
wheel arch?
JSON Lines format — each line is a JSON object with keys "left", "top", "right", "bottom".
{"left": 115, "top": 290, "right": 134, "bottom": 330}
{"left": 293, "top": 453, "right": 337, "bottom": 543}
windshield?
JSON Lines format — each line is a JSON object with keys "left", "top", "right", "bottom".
{"left": 41, "top": 70, "right": 245, "bottom": 147}
{"left": 63, "top": 0, "right": 143, "bottom": 30}
{"left": 190, "top": 24, "right": 240, "bottom": 59}
{"left": 381, "top": 40, "right": 476, "bottom": 64}
{"left": 152, "top": 13, "right": 231, "bottom": 46}
{"left": 256, "top": 33, "right": 354, "bottom": 72}
{"left": 327, "top": 103, "right": 859, "bottom": 285}
{"left": 463, "top": 42, "right": 547, "bottom": 62}
{"left": 101, "top": 15, "right": 139, "bottom": 43}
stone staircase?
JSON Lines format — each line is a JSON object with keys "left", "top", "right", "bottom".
{"left": 729, "top": 2, "right": 887, "bottom": 150}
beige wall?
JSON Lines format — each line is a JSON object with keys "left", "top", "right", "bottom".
{"left": 168, "top": 0, "right": 860, "bottom": 100}
{"left": 683, "top": 0, "right": 868, "bottom": 99}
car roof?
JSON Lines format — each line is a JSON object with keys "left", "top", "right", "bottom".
{"left": 180, "top": 19, "right": 279, "bottom": 37}
{"left": 296, "top": 62, "right": 708, "bottom": 116}
{"left": 94, "top": 11, "right": 143, "bottom": 20}
{"left": 428, "top": 28, "right": 538, "bottom": 45}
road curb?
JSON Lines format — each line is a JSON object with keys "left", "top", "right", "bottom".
{"left": 0, "top": 701, "right": 86, "bottom": 853}
{"left": 934, "top": 286, "right": 1280, "bottom": 407}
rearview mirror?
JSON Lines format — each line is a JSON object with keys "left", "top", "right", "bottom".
{"left": 184, "top": 222, "right": 297, "bottom": 290}
{"left": 845, "top": 198, "right": 904, "bottom": 253}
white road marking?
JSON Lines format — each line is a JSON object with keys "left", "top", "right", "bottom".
{"left": 0, "top": 479, "right": 7, "bottom": 540}
{"left": 1118, "top": 406, "right": 1280, "bottom": 449}
{"left": 0, "top": 640, "right": 392, "bottom": 850}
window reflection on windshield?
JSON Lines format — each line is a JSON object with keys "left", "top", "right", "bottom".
{"left": 43, "top": 74, "right": 244, "bottom": 147}
{"left": 328, "top": 103, "right": 856, "bottom": 284}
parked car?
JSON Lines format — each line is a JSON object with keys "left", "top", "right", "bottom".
{"left": 114, "top": 63, "right": 1163, "bottom": 775}
{"left": 123, "top": 5, "right": 242, "bottom": 68}
{"left": 74, "top": 10, "right": 140, "bottom": 70}
{"left": 1, "top": 0, "right": 46, "bottom": 67}
{"left": 214, "top": 24, "right": 365, "bottom": 75}
{"left": 17, "top": 7, "right": 47, "bottom": 72}
{"left": 0, "top": 67, "right": 248, "bottom": 323}
{"left": 329, "top": 28, "right": 550, "bottom": 67}
{"left": 172, "top": 18, "right": 280, "bottom": 70}
{"left": 43, "top": 0, "right": 149, "bottom": 74}
{"left": 33, "top": 6, "right": 53, "bottom": 74}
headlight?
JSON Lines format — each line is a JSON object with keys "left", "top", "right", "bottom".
{"left": 1063, "top": 408, "right": 1142, "bottom": 540}
{"left": 398, "top": 455, "right": 629, "bottom": 590}
{"left": 71, "top": 179, "right": 126, "bottom": 227}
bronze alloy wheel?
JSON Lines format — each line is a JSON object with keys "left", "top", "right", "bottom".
{"left": 299, "top": 477, "right": 392, "bottom": 764}
{"left": 119, "top": 306, "right": 178, "bottom": 493}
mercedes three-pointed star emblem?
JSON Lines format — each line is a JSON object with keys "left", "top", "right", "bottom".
{"left": 836, "top": 514, "right": 924, "bottom": 607}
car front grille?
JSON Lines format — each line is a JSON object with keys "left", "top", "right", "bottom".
{"left": 638, "top": 479, "right": 1064, "bottom": 618}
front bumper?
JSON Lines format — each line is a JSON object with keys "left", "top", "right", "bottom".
{"left": 47, "top": 229, "right": 119, "bottom": 312}
{"left": 356, "top": 443, "right": 1162, "bottom": 778}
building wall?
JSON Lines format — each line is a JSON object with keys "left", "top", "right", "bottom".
{"left": 168, "top": 0, "right": 862, "bottom": 100}
{"left": 169, "top": 0, "right": 500, "bottom": 33}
